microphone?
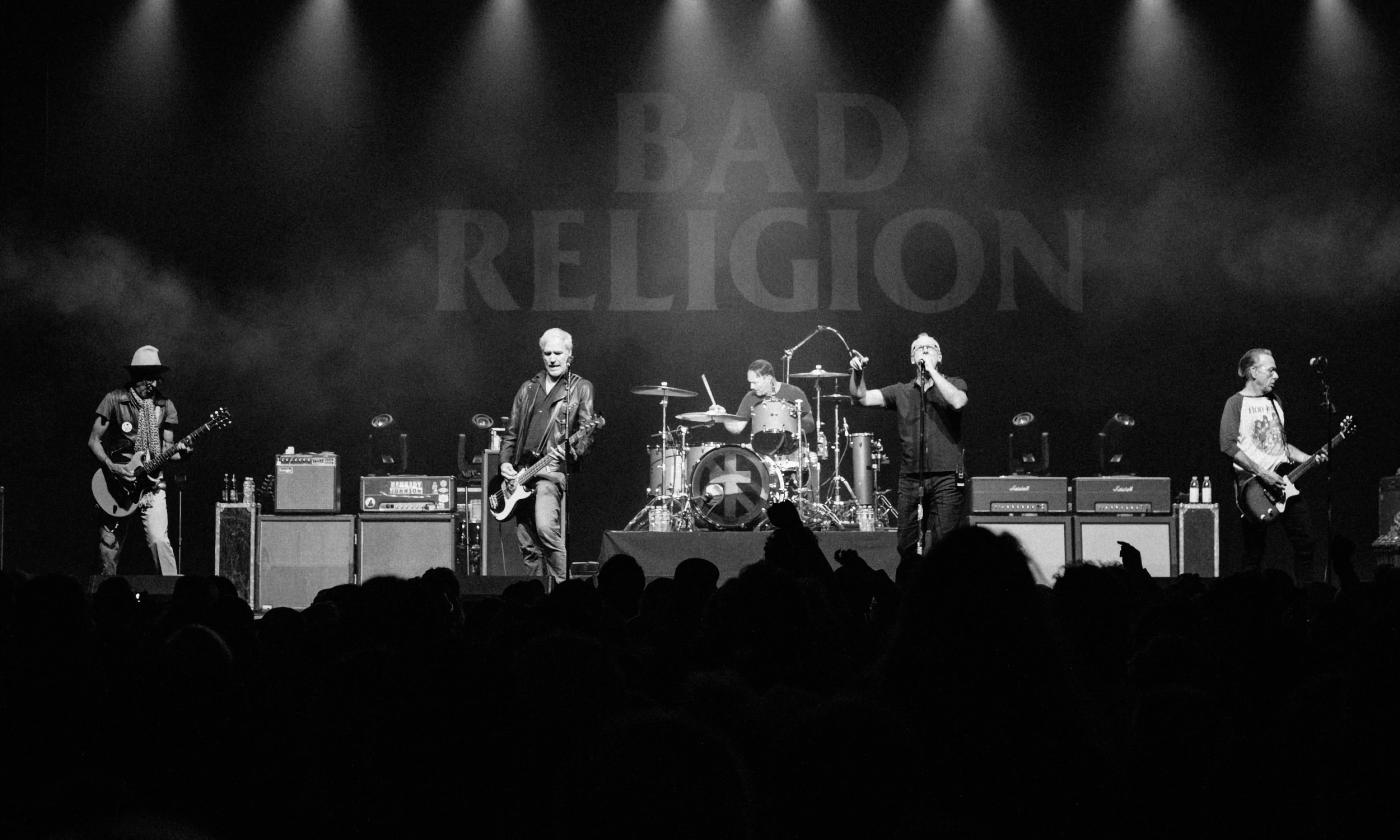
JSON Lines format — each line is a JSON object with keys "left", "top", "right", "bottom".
{"left": 1309, "top": 355, "right": 1328, "bottom": 373}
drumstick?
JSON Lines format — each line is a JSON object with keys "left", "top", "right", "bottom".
{"left": 701, "top": 374, "right": 719, "bottom": 407}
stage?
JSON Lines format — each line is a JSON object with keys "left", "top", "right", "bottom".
{"left": 597, "top": 529, "right": 901, "bottom": 582}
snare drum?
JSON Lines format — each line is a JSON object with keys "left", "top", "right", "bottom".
{"left": 689, "top": 445, "right": 771, "bottom": 530}
{"left": 646, "top": 445, "right": 687, "bottom": 497}
{"left": 750, "top": 397, "right": 799, "bottom": 455}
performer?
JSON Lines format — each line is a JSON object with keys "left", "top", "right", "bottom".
{"left": 735, "top": 359, "right": 816, "bottom": 446}
{"left": 499, "top": 328, "right": 596, "bottom": 585}
{"left": 88, "top": 345, "right": 187, "bottom": 575}
{"left": 1219, "top": 348, "right": 1320, "bottom": 580}
{"left": 850, "top": 333, "right": 968, "bottom": 559}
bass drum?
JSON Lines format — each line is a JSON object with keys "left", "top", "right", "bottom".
{"left": 689, "top": 445, "right": 772, "bottom": 530}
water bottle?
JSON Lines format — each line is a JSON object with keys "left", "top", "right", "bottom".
{"left": 1201, "top": 476, "right": 1212, "bottom": 504}
{"left": 222, "top": 473, "right": 232, "bottom": 502}
{"left": 1189, "top": 475, "right": 1200, "bottom": 504}
{"left": 243, "top": 476, "right": 256, "bottom": 504}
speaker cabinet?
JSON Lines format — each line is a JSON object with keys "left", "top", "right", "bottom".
{"left": 274, "top": 453, "right": 341, "bottom": 513}
{"left": 969, "top": 515, "right": 1073, "bottom": 586}
{"left": 358, "top": 514, "right": 455, "bottom": 581}
{"left": 1376, "top": 477, "right": 1400, "bottom": 558}
{"left": 215, "top": 502, "right": 258, "bottom": 606}
{"left": 1076, "top": 516, "right": 1176, "bottom": 578}
{"left": 1175, "top": 503, "right": 1220, "bottom": 578}
{"left": 257, "top": 515, "right": 355, "bottom": 610}
{"left": 480, "top": 450, "right": 527, "bottom": 576}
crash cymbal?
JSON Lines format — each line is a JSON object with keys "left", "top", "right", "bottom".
{"left": 790, "top": 365, "right": 845, "bottom": 379}
{"left": 631, "top": 383, "right": 698, "bottom": 398}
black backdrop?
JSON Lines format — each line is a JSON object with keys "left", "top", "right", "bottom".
{"left": 3, "top": 0, "right": 1398, "bottom": 578}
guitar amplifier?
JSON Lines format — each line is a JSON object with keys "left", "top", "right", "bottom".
{"left": 275, "top": 452, "right": 341, "bottom": 513}
{"left": 969, "top": 476, "right": 1069, "bottom": 514}
{"left": 1073, "top": 476, "right": 1172, "bottom": 514}
{"left": 360, "top": 475, "right": 455, "bottom": 512}
{"left": 1376, "top": 476, "right": 1400, "bottom": 553}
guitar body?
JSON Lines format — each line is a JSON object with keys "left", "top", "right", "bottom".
{"left": 91, "top": 453, "right": 157, "bottom": 518}
{"left": 486, "top": 472, "right": 533, "bottom": 522}
{"left": 1237, "top": 468, "right": 1299, "bottom": 523}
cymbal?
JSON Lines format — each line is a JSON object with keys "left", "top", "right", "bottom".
{"left": 631, "top": 383, "right": 697, "bottom": 398}
{"left": 676, "top": 411, "right": 716, "bottom": 424}
{"left": 824, "top": 394, "right": 854, "bottom": 402}
{"left": 678, "top": 408, "right": 746, "bottom": 424}
{"left": 790, "top": 365, "right": 845, "bottom": 379}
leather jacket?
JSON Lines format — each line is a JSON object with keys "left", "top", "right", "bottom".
{"left": 500, "top": 371, "right": 596, "bottom": 470}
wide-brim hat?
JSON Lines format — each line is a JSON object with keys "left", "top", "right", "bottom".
{"left": 126, "top": 344, "right": 170, "bottom": 376}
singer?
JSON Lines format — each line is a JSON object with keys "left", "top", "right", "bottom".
{"left": 850, "top": 332, "right": 968, "bottom": 562}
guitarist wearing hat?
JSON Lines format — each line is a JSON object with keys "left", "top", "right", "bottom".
{"left": 1219, "top": 348, "right": 1324, "bottom": 580}
{"left": 498, "top": 328, "right": 597, "bottom": 585}
{"left": 88, "top": 345, "right": 190, "bottom": 576}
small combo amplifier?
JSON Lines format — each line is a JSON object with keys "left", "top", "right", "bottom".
{"left": 275, "top": 452, "right": 341, "bottom": 513}
{"left": 969, "top": 476, "right": 1069, "bottom": 514}
{"left": 360, "top": 475, "right": 456, "bottom": 512}
{"left": 1073, "top": 476, "right": 1172, "bottom": 514}
{"left": 1176, "top": 503, "right": 1220, "bottom": 577}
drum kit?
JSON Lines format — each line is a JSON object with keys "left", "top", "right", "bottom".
{"left": 622, "top": 369, "right": 896, "bottom": 532}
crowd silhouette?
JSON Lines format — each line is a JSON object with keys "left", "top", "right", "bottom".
{"left": 3, "top": 504, "right": 1398, "bottom": 838}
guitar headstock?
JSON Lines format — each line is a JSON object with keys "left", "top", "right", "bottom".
{"left": 207, "top": 407, "right": 233, "bottom": 430}
{"left": 1339, "top": 415, "right": 1356, "bottom": 438}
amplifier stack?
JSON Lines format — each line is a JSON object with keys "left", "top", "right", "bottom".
{"left": 968, "top": 475, "right": 1217, "bottom": 581}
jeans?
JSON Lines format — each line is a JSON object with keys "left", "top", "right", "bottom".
{"left": 1240, "top": 492, "right": 1315, "bottom": 581}
{"left": 515, "top": 472, "right": 568, "bottom": 583}
{"left": 98, "top": 487, "right": 178, "bottom": 575}
{"left": 896, "top": 472, "right": 963, "bottom": 558}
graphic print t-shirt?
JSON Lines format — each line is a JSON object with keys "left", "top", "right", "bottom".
{"left": 1221, "top": 393, "right": 1287, "bottom": 480}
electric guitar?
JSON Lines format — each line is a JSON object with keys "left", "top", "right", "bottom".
{"left": 92, "top": 407, "right": 233, "bottom": 517}
{"left": 487, "top": 416, "right": 605, "bottom": 521}
{"left": 1236, "top": 415, "right": 1355, "bottom": 523}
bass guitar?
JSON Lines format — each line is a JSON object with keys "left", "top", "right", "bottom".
{"left": 1236, "top": 414, "right": 1355, "bottom": 523}
{"left": 487, "top": 416, "right": 605, "bottom": 521}
{"left": 92, "top": 407, "right": 233, "bottom": 517}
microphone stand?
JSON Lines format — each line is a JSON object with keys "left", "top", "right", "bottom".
{"left": 1317, "top": 363, "right": 1335, "bottom": 584}
{"left": 782, "top": 327, "right": 823, "bottom": 385}
{"left": 916, "top": 362, "right": 928, "bottom": 557}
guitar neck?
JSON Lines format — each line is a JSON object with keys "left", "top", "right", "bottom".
{"left": 1288, "top": 427, "right": 1350, "bottom": 484}
{"left": 139, "top": 423, "right": 209, "bottom": 475}
{"left": 510, "top": 419, "right": 603, "bottom": 484}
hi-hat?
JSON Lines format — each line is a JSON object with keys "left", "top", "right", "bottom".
{"left": 631, "top": 383, "right": 697, "bottom": 398}
{"left": 791, "top": 365, "right": 845, "bottom": 379}
{"left": 825, "top": 394, "right": 854, "bottom": 402}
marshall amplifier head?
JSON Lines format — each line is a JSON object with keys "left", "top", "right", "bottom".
{"left": 361, "top": 475, "right": 456, "bottom": 512}
{"left": 969, "top": 476, "right": 1069, "bottom": 514}
{"left": 1073, "top": 476, "right": 1172, "bottom": 514}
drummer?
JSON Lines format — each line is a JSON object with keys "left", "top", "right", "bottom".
{"left": 735, "top": 359, "right": 816, "bottom": 443}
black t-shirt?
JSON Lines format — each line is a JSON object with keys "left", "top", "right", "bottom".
{"left": 879, "top": 376, "right": 966, "bottom": 474}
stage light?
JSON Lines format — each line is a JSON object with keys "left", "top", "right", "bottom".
{"left": 1007, "top": 411, "right": 1049, "bottom": 475}
{"left": 1097, "top": 412, "right": 1137, "bottom": 476}
{"left": 367, "top": 413, "right": 409, "bottom": 476}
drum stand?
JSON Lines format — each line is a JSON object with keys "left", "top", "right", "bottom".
{"left": 820, "top": 401, "right": 860, "bottom": 525}
{"left": 623, "top": 391, "right": 689, "bottom": 531}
